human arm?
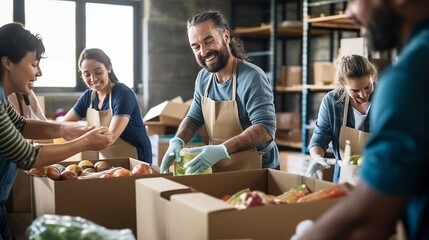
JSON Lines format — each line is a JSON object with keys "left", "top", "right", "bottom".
{"left": 0, "top": 101, "right": 114, "bottom": 169}
{"left": 299, "top": 181, "right": 408, "bottom": 239}
{"left": 21, "top": 119, "right": 96, "bottom": 141}
{"left": 32, "top": 126, "right": 114, "bottom": 168}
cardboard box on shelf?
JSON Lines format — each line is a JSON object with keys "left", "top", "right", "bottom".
{"left": 279, "top": 65, "right": 302, "bottom": 87}
{"left": 135, "top": 169, "right": 343, "bottom": 240}
{"left": 32, "top": 158, "right": 169, "bottom": 237}
{"left": 339, "top": 37, "right": 367, "bottom": 58}
{"left": 143, "top": 96, "right": 190, "bottom": 127}
{"left": 276, "top": 112, "right": 301, "bottom": 130}
{"left": 313, "top": 61, "right": 335, "bottom": 85}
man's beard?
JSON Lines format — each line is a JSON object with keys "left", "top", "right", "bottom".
{"left": 197, "top": 41, "right": 230, "bottom": 73}
{"left": 366, "top": 1, "right": 402, "bottom": 52}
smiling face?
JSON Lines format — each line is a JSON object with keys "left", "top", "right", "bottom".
{"left": 80, "top": 59, "right": 111, "bottom": 92}
{"left": 188, "top": 20, "right": 231, "bottom": 73}
{"left": 2, "top": 51, "right": 42, "bottom": 95}
{"left": 344, "top": 75, "right": 374, "bottom": 103}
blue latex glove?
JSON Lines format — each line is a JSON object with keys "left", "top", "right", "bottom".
{"left": 159, "top": 137, "right": 184, "bottom": 173}
{"left": 305, "top": 156, "right": 331, "bottom": 178}
{"left": 183, "top": 144, "right": 230, "bottom": 175}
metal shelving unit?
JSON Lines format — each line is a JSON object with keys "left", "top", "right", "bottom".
{"left": 301, "top": 0, "right": 359, "bottom": 153}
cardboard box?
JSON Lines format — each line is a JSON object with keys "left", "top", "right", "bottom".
{"left": 338, "top": 160, "right": 360, "bottom": 185}
{"left": 313, "top": 61, "right": 335, "bottom": 85}
{"left": 339, "top": 37, "right": 367, "bottom": 58}
{"left": 32, "top": 158, "right": 169, "bottom": 236}
{"left": 276, "top": 112, "right": 301, "bottom": 130}
{"left": 135, "top": 169, "right": 342, "bottom": 240}
{"left": 6, "top": 170, "right": 32, "bottom": 213}
{"left": 279, "top": 151, "right": 333, "bottom": 182}
{"left": 7, "top": 212, "right": 32, "bottom": 240}
{"left": 143, "top": 96, "right": 190, "bottom": 126}
{"left": 279, "top": 66, "right": 302, "bottom": 87}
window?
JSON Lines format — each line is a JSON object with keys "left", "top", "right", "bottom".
{"left": 86, "top": 3, "right": 134, "bottom": 88}
{"left": 5, "top": 0, "right": 141, "bottom": 92}
{"left": 25, "top": 0, "right": 76, "bottom": 87}
{"left": 0, "top": 0, "right": 13, "bottom": 25}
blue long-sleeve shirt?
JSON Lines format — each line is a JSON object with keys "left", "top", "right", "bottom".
{"left": 186, "top": 60, "right": 279, "bottom": 168}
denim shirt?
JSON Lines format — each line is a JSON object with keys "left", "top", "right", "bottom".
{"left": 308, "top": 90, "right": 372, "bottom": 160}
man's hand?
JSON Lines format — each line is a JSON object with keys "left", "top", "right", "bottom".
{"left": 60, "top": 123, "right": 95, "bottom": 141}
{"left": 160, "top": 137, "right": 185, "bottom": 173}
{"left": 306, "top": 156, "right": 331, "bottom": 178}
{"left": 184, "top": 144, "right": 230, "bottom": 174}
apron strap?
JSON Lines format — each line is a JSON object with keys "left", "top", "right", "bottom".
{"left": 89, "top": 87, "right": 113, "bottom": 112}
{"left": 204, "top": 58, "right": 238, "bottom": 101}
{"left": 342, "top": 95, "right": 350, "bottom": 126}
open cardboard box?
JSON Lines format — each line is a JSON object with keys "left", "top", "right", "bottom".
{"left": 143, "top": 96, "right": 190, "bottom": 126}
{"left": 32, "top": 158, "right": 170, "bottom": 236}
{"left": 135, "top": 169, "right": 342, "bottom": 240}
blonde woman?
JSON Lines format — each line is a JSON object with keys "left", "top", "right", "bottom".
{"left": 306, "top": 54, "right": 378, "bottom": 183}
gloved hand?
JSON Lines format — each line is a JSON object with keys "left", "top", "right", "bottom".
{"left": 290, "top": 219, "right": 314, "bottom": 240}
{"left": 305, "top": 156, "right": 331, "bottom": 178}
{"left": 159, "top": 137, "right": 185, "bottom": 173}
{"left": 183, "top": 144, "right": 230, "bottom": 175}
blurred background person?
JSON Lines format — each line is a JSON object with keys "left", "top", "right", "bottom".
{"left": 306, "top": 54, "right": 377, "bottom": 183}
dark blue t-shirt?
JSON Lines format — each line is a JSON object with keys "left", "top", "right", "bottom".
{"left": 72, "top": 83, "right": 152, "bottom": 163}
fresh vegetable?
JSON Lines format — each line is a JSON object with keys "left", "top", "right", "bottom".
{"left": 347, "top": 155, "right": 361, "bottom": 165}
{"left": 297, "top": 182, "right": 352, "bottom": 203}
{"left": 94, "top": 161, "right": 111, "bottom": 172}
{"left": 27, "top": 214, "right": 135, "bottom": 240}
{"left": 60, "top": 170, "right": 78, "bottom": 181}
{"left": 225, "top": 188, "right": 250, "bottom": 205}
{"left": 274, "top": 184, "right": 311, "bottom": 204}
{"left": 45, "top": 166, "right": 61, "bottom": 181}
{"left": 131, "top": 162, "right": 153, "bottom": 175}
{"left": 174, "top": 149, "right": 212, "bottom": 176}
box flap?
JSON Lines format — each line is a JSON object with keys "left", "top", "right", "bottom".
{"left": 143, "top": 97, "right": 189, "bottom": 126}
{"left": 171, "top": 192, "right": 234, "bottom": 214}
{"left": 143, "top": 100, "right": 169, "bottom": 122}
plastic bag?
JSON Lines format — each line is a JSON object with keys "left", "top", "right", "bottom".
{"left": 27, "top": 214, "right": 136, "bottom": 240}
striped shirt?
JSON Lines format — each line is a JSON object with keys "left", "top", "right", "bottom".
{"left": 0, "top": 95, "right": 39, "bottom": 170}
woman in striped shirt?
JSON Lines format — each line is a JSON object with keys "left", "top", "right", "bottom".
{"left": 0, "top": 23, "right": 114, "bottom": 239}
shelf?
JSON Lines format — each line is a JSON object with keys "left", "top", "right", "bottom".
{"left": 276, "top": 84, "right": 335, "bottom": 93}
{"left": 307, "top": 14, "right": 359, "bottom": 30}
{"left": 276, "top": 139, "right": 302, "bottom": 149}
{"left": 234, "top": 24, "right": 329, "bottom": 38}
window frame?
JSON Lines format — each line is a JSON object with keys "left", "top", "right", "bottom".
{"left": 13, "top": 0, "right": 142, "bottom": 93}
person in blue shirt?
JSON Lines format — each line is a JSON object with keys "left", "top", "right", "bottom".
{"left": 299, "top": 0, "right": 429, "bottom": 239}
{"left": 306, "top": 54, "right": 377, "bottom": 183}
{"left": 63, "top": 48, "right": 152, "bottom": 163}
{"left": 160, "top": 10, "right": 279, "bottom": 174}
{"left": 0, "top": 23, "right": 113, "bottom": 239}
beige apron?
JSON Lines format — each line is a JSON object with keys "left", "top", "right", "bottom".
{"left": 338, "top": 95, "right": 371, "bottom": 159}
{"left": 86, "top": 90, "right": 137, "bottom": 159}
{"left": 202, "top": 58, "right": 262, "bottom": 172}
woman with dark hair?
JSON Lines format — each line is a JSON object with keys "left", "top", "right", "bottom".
{"left": 0, "top": 23, "right": 113, "bottom": 239}
{"left": 63, "top": 48, "right": 152, "bottom": 163}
